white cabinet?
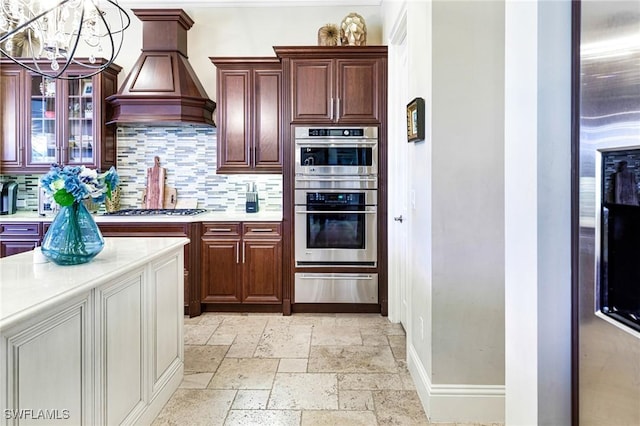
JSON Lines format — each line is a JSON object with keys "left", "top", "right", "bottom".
{"left": 0, "top": 238, "right": 186, "bottom": 426}
{"left": 95, "top": 271, "right": 145, "bottom": 425}
{"left": 1, "top": 295, "right": 93, "bottom": 425}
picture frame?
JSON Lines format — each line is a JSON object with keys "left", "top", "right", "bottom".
{"left": 82, "top": 81, "right": 93, "bottom": 96}
{"left": 406, "top": 97, "right": 425, "bottom": 142}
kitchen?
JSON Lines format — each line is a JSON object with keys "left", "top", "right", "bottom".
{"left": 1, "top": 1, "right": 639, "bottom": 425}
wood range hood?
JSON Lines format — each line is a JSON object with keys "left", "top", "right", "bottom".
{"left": 106, "top": 9, "right": 215, "bottom": 126}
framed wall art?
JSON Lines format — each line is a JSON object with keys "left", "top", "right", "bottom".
{"left": 406, "top": 97, "right": 425, "bottom": 142}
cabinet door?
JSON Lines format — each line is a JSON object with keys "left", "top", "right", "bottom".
{"left": 26, "top": 74, "right": 59, "bottom": 169}
{"left": 0, "top": 240, "right": 38, "bottom": 257}
{"left": 242, "top": 239, "right": 282, "bottom": 303}
{"left": 335, "top": 58, "right": 382, "bottom": 123}
{"left": 64, "top": 77, "right": 96, "bottom": 166}
{"left": 95, "top": 273, "right": 145, "bottom": 425}
{"left": 290, "top": 59, "right": 333, "bottom": 123}
{"left": 217, "top": 70, "right": 251, "bottom": 172}
{"left": 1, "top": 68, "right": 23, "bottom": 170}
{"left": 201, "top": 238, "right": 242, "bottom": 303}
{"left": 253, "top": 68, "right": 282, "bottom": 172}
{"left": 3, "top": 296, "right": 92, "bottom": 425}
{"left": 149, "top": 252, "right": 183, "bottom": 397}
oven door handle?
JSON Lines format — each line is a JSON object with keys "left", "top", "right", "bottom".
{"left": 297, "top": 274, "right": 375, "bottom": 280}
{"left": 295, "top": 141, "right": 377, "bottom": 146}
{"left": 294, "top": 177, "right": 378, "bottom": 182}
{"left": 295, "top": 210, "right": 376, "bottom": 214}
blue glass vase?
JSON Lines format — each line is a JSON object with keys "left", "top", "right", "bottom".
{"left": 41, "top": 201, "right": 104, "bottom": 265}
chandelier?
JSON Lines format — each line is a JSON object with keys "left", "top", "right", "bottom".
{"left": 0, "top": 0, "right": 130, "bottom": 79}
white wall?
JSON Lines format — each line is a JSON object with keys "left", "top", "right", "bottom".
{"left": 505, "top": 0, "right": 573, "bottom": 425}
{"left": 383, "top": 0, "right": 573, "bottom": 424}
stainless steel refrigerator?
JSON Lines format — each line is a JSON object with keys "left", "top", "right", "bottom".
{"left": 577, "top": 1, "right": 640, "bottom": 424}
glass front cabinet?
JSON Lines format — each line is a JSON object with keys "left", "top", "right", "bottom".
{"left": 0, "top": 59, "right": 121, "bottom": 174}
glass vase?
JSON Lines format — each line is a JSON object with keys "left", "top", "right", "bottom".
{"left": 41, "top": 201, "right": 104, "bottom": 265}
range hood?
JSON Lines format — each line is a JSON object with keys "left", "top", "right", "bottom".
{"left": 106, "top": 9, "right": 215, "bottom": 126}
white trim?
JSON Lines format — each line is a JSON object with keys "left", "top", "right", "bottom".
{"left": 408, "top": 343, "right": 505, "bottom": 424}
{"left": 386, "top": 0, "right": 408, "bottom": 326}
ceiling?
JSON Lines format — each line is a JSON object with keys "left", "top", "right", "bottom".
{"left": 118, "top": 0, "right": 382, "bottom": 7}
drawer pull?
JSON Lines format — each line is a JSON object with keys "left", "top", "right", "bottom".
{"left": 209, "top": 228, "right": 233, "bottom": 232}
{"left": 7, "top": 228, "right": 31, "bottom": 231}
{"left": 249, "top": 228, "right": 273, "bottom": 232}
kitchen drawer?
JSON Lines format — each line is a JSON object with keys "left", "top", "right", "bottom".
{"left": 202, "top": 222, "right": 241, "bottom": 237}
{"left": 0, "top": 222, "right": 41, "bottom": 236}
{"left": 243, "top": 222, "right": 281, "bottom": 237}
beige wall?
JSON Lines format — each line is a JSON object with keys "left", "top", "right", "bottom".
{"left": 103, "top": 6, "right": 383, "bottom": 99}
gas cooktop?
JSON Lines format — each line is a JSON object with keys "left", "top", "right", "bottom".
{"left": 103, "top": 208, "right": 207, "bottom": 216}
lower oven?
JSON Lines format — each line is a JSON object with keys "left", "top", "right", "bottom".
{"left": 294, "top": 188, "right": 377, "bottom": 267}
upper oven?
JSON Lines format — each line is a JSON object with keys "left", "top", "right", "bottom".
{"left": 294, "top": 126, "right": 378, "bottom": 178}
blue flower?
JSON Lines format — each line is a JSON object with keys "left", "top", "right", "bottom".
{"left": 39, "top": 164, "right": 120, "bottom": 207}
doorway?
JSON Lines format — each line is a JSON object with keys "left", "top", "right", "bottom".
{"left": 387, "top": 9, "right": 410, "bottom": 329}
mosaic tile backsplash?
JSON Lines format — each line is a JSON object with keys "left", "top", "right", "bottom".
{"left": 0, "top": 126, "right": 283, "bottom": 213}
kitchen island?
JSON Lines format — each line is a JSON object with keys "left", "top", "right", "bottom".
{"left": 0, "top": 237, "right": 188, "bottom": 425}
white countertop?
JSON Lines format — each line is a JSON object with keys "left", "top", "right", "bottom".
{"left": 0, "top": 210, "right": 282, "bottom": 223}
{"left": 0, "top": 237, "right": 189, "bottom": 330}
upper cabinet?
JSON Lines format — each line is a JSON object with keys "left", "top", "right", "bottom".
{"left": 211, "top": 57, "right": 283, "bottom": 174}
{"left": 274, "top": 46, "right": 387, "bottom": 125}
{"left": 0, "top": 59, "right": 121, "bottom": 174}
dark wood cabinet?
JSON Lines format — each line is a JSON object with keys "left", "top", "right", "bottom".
{"left": 0, "top": 222, "right": 42, "bottom": 258}
{"left": 0, "top": 59, "right": 121, "bottom": 174}
{"left": 200, "top": 223, "right": 242, "bottom": 303}
{"left": 97, "top": 222, "right": 200, "bottom": 316}
{"left": 242, "top": 222, "right": 282, "bottom": 303}
{"left": 274, "top": 47, "right": 386, "bottom": 124}
{"left": 201, "top": 221, "right": 282, "bottom": 306}
{"left": 211, "top": 57, "right": 282, "bottom": 174}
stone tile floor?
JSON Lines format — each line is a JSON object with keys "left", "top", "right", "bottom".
{"left": 152, "top": 313, "right": 501, "bottom": 426}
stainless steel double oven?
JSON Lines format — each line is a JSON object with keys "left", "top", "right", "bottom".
{"left": 293, "top": 126, "right": 379, "bottom": 304}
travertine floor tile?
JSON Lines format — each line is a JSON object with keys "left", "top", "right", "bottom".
{"left": 184, "top": 324, "right": 217, "bottom": 345}
{"left": 373, "top": 390, "right": 430, "bottom": 425}
{"left": 184, "top": 345, "right": 228, "bottom": 373}
{"left": 387, "top": 335, "right": 405, "bottom": 348}
{"left": 207, "top": 333, "right": 236, "bottom": 345}
{"left": 226, "top": 334, "right": 261, "bottom": 358}
{"left": 268, "top": 373, "right": 338, "bottom": 410}
{"left": 301, "top": 409, "right": 378, "bottom": 425}
{"left": 156, "top": 314, "right": 431, "bottom": 426}
{"left": 231, "top": 389, "right": 271, "bottom": 410}
{"left": 224, "top": 410, "right": 301, "bottom": 426}
{"left": 311, "top": 325, "right": 363, "bottom": 346}
{"left": 339, "top": 390, "right": 375, "bottom": 410}
{"left": 208, "top": 358, "right": 279, "bottom": 390}
{"left": 338, "top": 373, "right": 404, "bottom": 390}
{"left": 152, "top": 389, "right": 236, "bottom": 426}
{"left": 255, "top": 325, "right": 312, "bottom": 358}
{"left": 362, "top": 334, "right": 391, "bottom": 346}
{"left": 179, "top": 372, "right": 214, "bottom": 389}
{"left": 308, "top": 345, "right": 398, "bottom": 373}
{"left": 360, "top": 322, "right": 406, "bottom": 336}
{"left": 278, "top": 358, "right": 308, "bottom": 373}
{"left": 197, "top": 314, "right": 225, "bottom": 328}
{"left": 215, "top": 316, "right": 269, "bottom": 336}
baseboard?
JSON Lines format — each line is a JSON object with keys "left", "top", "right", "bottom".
{"left": 407, "top": 343, "right": 505, "bottom": 423}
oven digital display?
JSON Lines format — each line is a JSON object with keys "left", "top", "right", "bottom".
{"left": 300, "top": 147, "right": 372, "bottom": 167}
{"left": 308, "top": 128, "right": 364, "bottom": 137}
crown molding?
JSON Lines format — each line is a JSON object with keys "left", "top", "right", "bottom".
{"left": 117, "top": 0, "right": 382, "bottom": 7}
